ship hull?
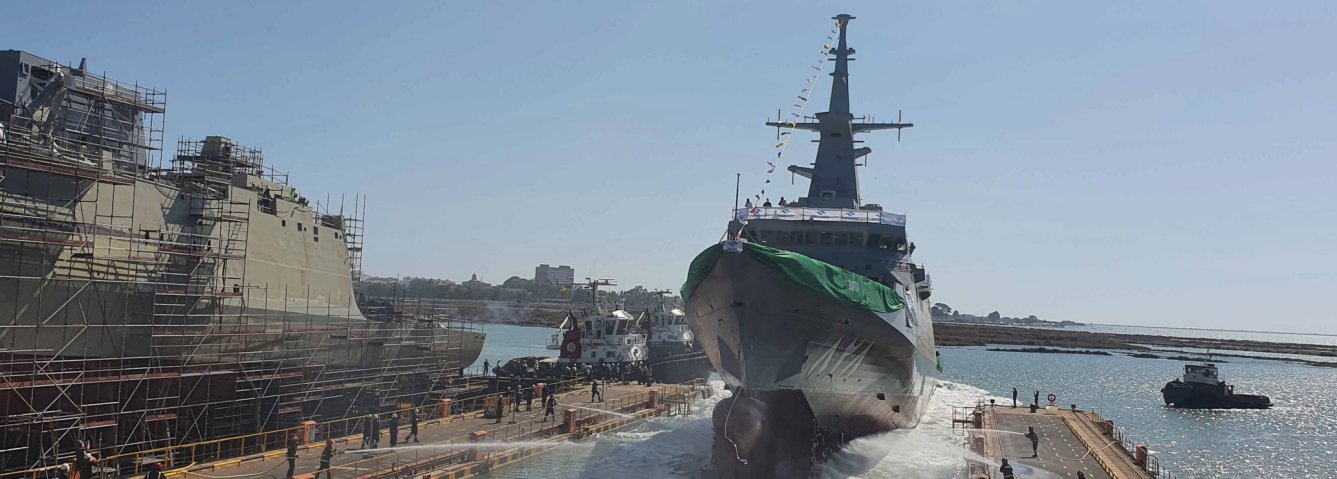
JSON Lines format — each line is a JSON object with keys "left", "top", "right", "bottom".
{"left": 686, "top": 246, "right": 936, "bottom": 478}
{"left": 648, "top": 343, "right": 714, "bottom": 384}
{"left": 1161, "top": 381, "right": 1271, "bottom": 409}
{"left": 0, "top": 164, "right": 486, "bottom": 469}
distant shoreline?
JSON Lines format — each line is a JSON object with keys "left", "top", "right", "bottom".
{"left": 936, "top": 323, "right": 1337, "bottom": 368}
{"left": 1075, "top": 322, "right": 1337, "bottom": 339}
{"left": 462, "top": 316, "right": 1337, "bottom": 368}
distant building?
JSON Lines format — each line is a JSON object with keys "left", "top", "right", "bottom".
{"left": 462, "top": 273, "right": 490, "bottom": 288}
{"left": 534, "top": 264, "right": 574, "bottom": 285}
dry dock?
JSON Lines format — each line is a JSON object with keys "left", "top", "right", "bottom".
{"left": 959, "top": 403, "right": 1177, "bottom": 479}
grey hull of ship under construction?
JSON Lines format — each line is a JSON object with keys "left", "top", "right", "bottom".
{"left": 0, "top": 50, "right": 483, "bottom": 470}
{"left": 682, "top": 15, "right": 938, "bottom": 478}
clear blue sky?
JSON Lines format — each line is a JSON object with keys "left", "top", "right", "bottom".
{"left": 6, "top": 2, "right": 1335, "bottom": 334}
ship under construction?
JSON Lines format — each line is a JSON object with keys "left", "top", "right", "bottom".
{"left": 0, "top": 51, "right": 484, "bottom": 473}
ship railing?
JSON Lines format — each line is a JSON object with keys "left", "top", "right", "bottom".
{"left": 735, "top": 206, "right": 907, "bottom": 226}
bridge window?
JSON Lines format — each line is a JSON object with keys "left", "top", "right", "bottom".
{"left": 821, "top": 191, "right": 835, "bottom": 200}
{"left": 819, "top": 232, "right": 833, "bottom": 245}
{"left": 759, "top": 230, "right": 775, "bottom": 243}
{"left": 832, "top": 232, "right": 849, "bottom": 246}
{"left": 850, "top": 233, "right": 863, "bottom": 246}
{"left": 867, "top": 234, "right": 881, "bottom": 247}
{"left": 779, "top": 231, "right": 797, "bottom": 244}
{"left": 804, "top": 231, "right": 817, "bottom": 245}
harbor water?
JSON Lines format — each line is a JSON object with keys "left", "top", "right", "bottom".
{"left": 471, "top": 324, "right": 1331, "bottom": 477}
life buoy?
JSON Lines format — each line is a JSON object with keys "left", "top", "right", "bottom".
{"left": 1047, "top": 393, "right": 1057, "bottom": 403}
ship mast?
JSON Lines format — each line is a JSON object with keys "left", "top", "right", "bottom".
{"left": 767, "top": 14, "right": 913, "bottom": 209}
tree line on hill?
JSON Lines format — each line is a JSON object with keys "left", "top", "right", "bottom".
{"left": 930, "top": 302, "right": 1081, "bottom": 327}
{"left": 359, "top": 275, "right": 680, "bottom": 310}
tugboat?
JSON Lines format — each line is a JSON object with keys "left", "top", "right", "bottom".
{"left": 643, "top": 290, "right": 713, "bottom": 384}
{"left": 549, "top": 279, "right": 649, "bottom": 380}
{"left": 1161, "top": 362, "right": 1271, "bottom": 409}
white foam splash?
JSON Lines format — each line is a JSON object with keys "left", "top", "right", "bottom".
{"left": 490, "top": 380, "right": 1010, "bottom": 479}
{"left": 817, "top": 380, "right": 999, "bottom": 478}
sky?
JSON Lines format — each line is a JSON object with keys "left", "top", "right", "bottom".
{"left": 4, "top": 1, "right": 1335, "bottom": 334}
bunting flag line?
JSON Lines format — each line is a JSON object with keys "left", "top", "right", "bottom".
{"left": 736, "top": 17, "right": 840, "bottom": 239}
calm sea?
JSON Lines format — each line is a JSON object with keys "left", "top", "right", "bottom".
{"left": 470, "top": 323, "right": 1331, "bottom": 478}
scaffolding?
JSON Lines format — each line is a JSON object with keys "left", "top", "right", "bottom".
{"left": 0, "top": 55, "right": 484, "bottom": 477}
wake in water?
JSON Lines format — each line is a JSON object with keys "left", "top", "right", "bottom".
{"left": 816, "top": 380, "right": 1005, "bottom": 478}
{"left": 491, "top": 380, "right": 1022, "bottom": 479}
{"left": 564, "top": 403, "right": 638, "bottom": 419}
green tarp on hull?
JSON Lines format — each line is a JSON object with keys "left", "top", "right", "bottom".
{"left": 681, "top": 241, "right": 905, "bottom": 314}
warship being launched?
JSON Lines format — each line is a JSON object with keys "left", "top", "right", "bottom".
{"left": 682, "top": 15, "right": 938, "bottom": 478}
{"left": 0, "top": 51, "right": 484, "bottom": 473}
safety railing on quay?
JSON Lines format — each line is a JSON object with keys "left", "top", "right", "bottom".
{"left": 271, "top": 379, "right": 705, "bottom": 479}
{"left": 1086, "top": 409, "right": 1178, "bottom": 479}
{"left": 1, "top": 378, "right": 707, "bottom": 479}
{"left": 0, "top": 377, "right": 591, "bottom": 479}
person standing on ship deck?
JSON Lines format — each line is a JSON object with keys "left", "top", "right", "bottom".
{"left": 1012, "top": 387, "right": 1018, "bottom": 408}
{"left": 388, "top": 413, "right": 400, "bottom": 447}
{"left": 999, "top": 458, "right": 1015, "bottom": 479}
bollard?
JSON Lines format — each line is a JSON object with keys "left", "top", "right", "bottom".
{"left": 1135, "top": 444, "right": 1148, "bottom": 468}
{"left": 469, "top": 430, "right": 488, "bottom": 462}
{"left": 563, "top": 408, "right": 578, "bottom": 434}
{"left": 301, "top": 420, "right": 318, "bottom": 444}
{"left": 441, "top": 398, "right": 453, "bottom": 418}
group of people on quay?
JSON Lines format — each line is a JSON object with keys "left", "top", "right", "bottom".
{"left": 485, "top": 357, "right": 655, "bottom": 385}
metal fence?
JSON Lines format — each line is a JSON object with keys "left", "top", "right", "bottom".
{"left": 3, "top": 378, "right": 707, "bottom": 479}
{"left": 1087, "top": 409, "right": 1178, "bottom": 479}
